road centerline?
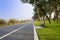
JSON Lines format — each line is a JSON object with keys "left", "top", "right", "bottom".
{"left": 0, "top": 23, "right": 30, "bottom": 40}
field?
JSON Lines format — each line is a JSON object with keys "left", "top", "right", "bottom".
{"left": 34, "top": 20, "right": 60, "bottom": 40}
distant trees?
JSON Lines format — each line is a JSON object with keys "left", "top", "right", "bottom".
{"left": 0, "top": 19, "right": 6, "bottom": 25}
{"left": 0, "top": 19, "right": 26, "bottom": 26}
{"left": 8, "top": 19, "right": 22, "bottom": 24}
{"left": 8, "top": 19, "right": 16, "bottom": 24}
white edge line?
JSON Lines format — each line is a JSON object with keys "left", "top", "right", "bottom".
{"left": 33, "top": 21, "right": 39, "bottom": 40}
{"left": 0, "top": 23, "right": 30, "bottom": 39}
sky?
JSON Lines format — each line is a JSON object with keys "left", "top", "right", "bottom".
{"left": 0, "top": 0, "right": 34, "bottom": 20}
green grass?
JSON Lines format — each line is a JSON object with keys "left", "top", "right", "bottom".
{"left": 34, "top": 20, "right": 60, "bottom": 40}
{"left": 34, "top": 21, "right": 41, "bottom": 26}
{"left": 37, "top": 28, "right": 60, "bottom": 40}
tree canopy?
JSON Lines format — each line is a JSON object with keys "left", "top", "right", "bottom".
{"left": 21, "top": 0, "right": 60, "bottom": 23}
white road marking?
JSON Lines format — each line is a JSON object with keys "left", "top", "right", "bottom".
{"left": 33, "top": 21, "right": 39, "bottom": 40}
{"left": 0, "top": 23, "right": 30, "bottom": 39}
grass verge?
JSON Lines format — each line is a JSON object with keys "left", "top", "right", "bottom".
{"left": 34, "top": 21, "right": 40, "bottom": 26}
{"left": 34, "top": 20, "right": 60, "bottom": 40}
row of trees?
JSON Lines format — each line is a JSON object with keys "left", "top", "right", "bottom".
{"left": 0, "top": 19, "right": 25, "bottom": 25}
{"left": 21, "top": 0, "right": 60, "bottom": 23}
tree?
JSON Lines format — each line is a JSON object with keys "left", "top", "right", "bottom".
{"left": 0, "top": 19, "right": 6, "bottom": 25}
{"left": 33, "top": 6, "right": 43, "bottom": 21}
{"left": 32, "top": 13, "right": 39, "bottom": 20}
{"left": 8, "top": 19, "right": 16, "bottom": 24}
{"left": 21, "top": 0, "right": 51, "bottom": 23}
{"left": 21, "top": 0, "right": 60, "bottom": 23}
{"left": 47, "top": 0, "right": 60, "bottom": 22}
{"left": 53, "top": 0, "right": 60, "bottom": 22}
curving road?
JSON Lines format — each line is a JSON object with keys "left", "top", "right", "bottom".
{"left": 0, "top": 22, "right": 34, "bottom": 40}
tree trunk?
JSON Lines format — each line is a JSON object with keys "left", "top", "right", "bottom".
{"left": 43, "top": 16, "right": 45, "bottom": 24}
{"left": 55, "top": 11, "right": 59, "bottom": 22}
{"left": 45, "top": 15, "right": 51, "bottom": 23}
{"left": 49, "top": 13, "right": 51, "bottom": 19}
{"left": 54, "top": 0, "right": 58, "bottom": 22}
{"left": 36, "top": 4, "right": 51, "bottom": 23}
{"left": 37, "top": 8, "right": 41, "bottom": 21}
{"left": 53, "top": 13, "right": 56, "bottom": 22}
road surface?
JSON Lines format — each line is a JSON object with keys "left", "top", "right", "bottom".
{"left": 0, "top": 22, "right": 34, "bottom": 40}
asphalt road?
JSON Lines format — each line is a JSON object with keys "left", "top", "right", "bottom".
{"left": 0, "top": 22, "right": 34, "bottom": 40}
